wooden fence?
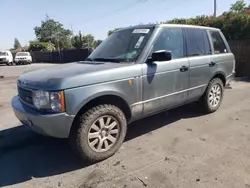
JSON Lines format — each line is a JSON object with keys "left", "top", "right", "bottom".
{"left": 229, "top": 40, "right": 250, "bottom": 77}
{"left": 12, "top": 48, "right": 92, "bottom": 64}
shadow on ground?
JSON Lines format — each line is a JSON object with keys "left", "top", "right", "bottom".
{"left": 0, "top": 103, "right": 204, "bottom": 187}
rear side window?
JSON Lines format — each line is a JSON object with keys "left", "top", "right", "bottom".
{"left": 185, "top": 28, "right": 211, "bottom": 57}
{"left": 209, "top": 31, "right": 228, "bottom": 54}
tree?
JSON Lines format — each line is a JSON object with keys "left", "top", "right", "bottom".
{"left": 230, "top": 0, "right": 246, "bottom": 13}
{"left": 82, "top": 34, "right": 95, "bottom": 49}
{"left": 107, "top": 28, "right": 121, "bottom": 36}
{"left": 34, "top": 15, "right": 72, "bottom": 49}
{"left": 14, "top": 38, "right": 21, "bottom": 49}
{"left": 93, "top": 40, "right": 103, "bottom": 49}
{"left": 71, "top": 31, "right": 84, "bottom": 49}
{"left": 28, "top": 41, "right": 56, "bottom": 52}
{"left": 71, "top": 32, "right": 97, "bottom": 49}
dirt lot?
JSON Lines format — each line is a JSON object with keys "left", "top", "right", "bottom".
{"left": 0, "top": 64, "right": 250, "bottom": 188}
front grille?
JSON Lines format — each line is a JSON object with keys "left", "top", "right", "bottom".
{"left": 18, "top": 86, "right": 33, "bottom": 105}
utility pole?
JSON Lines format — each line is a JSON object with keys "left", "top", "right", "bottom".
{"left": 214, "top": 0, "right": 217, "bottom": 17}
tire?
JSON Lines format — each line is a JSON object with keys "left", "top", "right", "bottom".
{"left": 70, "top": 104, "right": 127, "bottom": 162}
{"left": 201, "top": 78, "right": 224, "bottom": 113}
{"left": 6, "top": 62, "right": 11, "bottom": 66}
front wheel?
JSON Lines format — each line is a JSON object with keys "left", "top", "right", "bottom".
{"left": 200, "top": 78, "right": 224, "bottom": 113}
{"left": 6, "top": 62, "right": 12, "bottom": 66}
{"left": 70, "top": 104, "right": 127, "bottom": 162}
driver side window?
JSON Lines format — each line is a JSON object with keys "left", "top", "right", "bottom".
{"left": 152, "top": 28, "right": 184, "bottom": 59}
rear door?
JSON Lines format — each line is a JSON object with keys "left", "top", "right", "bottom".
{"left": 185, "top": 28, "right": 213, "bottom": 102}
{"left": 208, "top": 30, "right": 235, "bottom": 79}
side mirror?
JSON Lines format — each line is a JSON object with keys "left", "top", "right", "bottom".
{"left": 151, "top": 50, "right": 172, "bottom": 62}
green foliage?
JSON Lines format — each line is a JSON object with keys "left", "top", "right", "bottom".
{"left": 14, "top": 38, "right": 21, "bottom": 49}
{"left": 107, "top": 28, "right": 121, "bottom": 36}
{"left": 230, "top": 0, "right": 246, "bottom": 13}
{"left": 71, "top": 31, "right": 84, "bottom": 49}
{"left": 107, "top": 1, "right": 250, "bottom": 40}
{"left": 28, "top": 41, "right": 56, "bottom": 52}
{"left": 71, "top": 31, "right": 99, "bottom": 49}
{"left": 93, "top": 40, "right": 103, "bottom": 49}
{"left": 82, "top": 34, "right": 95, "bottom": 48}
{"left": 34, "top": 15, "right": 72, "bottom": 50}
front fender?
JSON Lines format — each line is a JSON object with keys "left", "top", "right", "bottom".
{"left": 64, "top": 79, "right": 139, "bottom": 116}
{"left": 75, "top": 90, "right": 129, "bottom": 114}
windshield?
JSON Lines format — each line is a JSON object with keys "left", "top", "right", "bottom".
{"left": 88, "top": 28, "right": 153, "bottom": 62}
{"left": 16, "top": 52, "right": 29, "bottom": 56}
{"left": 0, "top": 52, "right": 7, "bottom": 56}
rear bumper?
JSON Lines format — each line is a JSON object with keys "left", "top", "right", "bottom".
{"left": 11, "top": 96, "right": 75, "bottom": 138}
{"left": 226, "top": 72, "right": 236, "bottom": 85}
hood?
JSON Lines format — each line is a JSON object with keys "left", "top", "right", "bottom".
{"left": 18, "top": 61, "right": 140, "bottom": 90}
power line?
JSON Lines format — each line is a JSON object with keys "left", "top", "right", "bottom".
{"left": 82, "top": 0, "right": 148, "bottom": 23}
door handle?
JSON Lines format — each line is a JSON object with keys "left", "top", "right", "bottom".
{"left": 209, "top": 61, "right": 216, "bottom": 67}
{"left": 180, "top": 66, "right": 189, "bottom": 72}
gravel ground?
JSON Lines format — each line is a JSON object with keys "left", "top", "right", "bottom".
{"left": 0, "top": 64, "right": 250, "bottom": 188}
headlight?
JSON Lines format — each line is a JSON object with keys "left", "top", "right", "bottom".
{"left": 32, "top": 90, "right": 65, "bottom": 113}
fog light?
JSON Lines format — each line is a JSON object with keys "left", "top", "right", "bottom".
{"left": 51, "top": 102, "right": 62, "bottom": 112}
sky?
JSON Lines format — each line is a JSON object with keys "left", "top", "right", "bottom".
{"left": 0, "top": 0, "right": 246, "bottom": 50}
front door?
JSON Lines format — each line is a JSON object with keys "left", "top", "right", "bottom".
{"left": 142, "top": 27, "right": 190, "bottom": 116}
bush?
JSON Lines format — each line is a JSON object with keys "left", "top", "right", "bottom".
{"left": 28, "top": 41, "right": 56, "bottom": 52}
{"left": 107, "top": 4, "right": 250, "bottom": 40}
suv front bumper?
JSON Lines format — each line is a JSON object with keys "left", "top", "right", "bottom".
{"left": 15, "top": 60, "right": 31, "bottom": 64}
{"left": 11, "top": 96, "right": 75, "bottom": 138}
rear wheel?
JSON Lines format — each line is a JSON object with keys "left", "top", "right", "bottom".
{"left": 200, "top": 78, "right": 224, "bottom": 113}
{"left": 70, "top": 104, "right": 127, "bottom": 162}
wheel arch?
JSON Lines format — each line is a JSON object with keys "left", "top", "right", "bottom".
{"left": 210, "top": 72, "right": 226, "bottom": 86}
{"left": 72, "top": 93, "right": 132, "bottom": 128}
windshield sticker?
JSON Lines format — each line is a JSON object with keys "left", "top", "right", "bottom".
{"left": 132, "top": 29, "right": 150, "bottom": 34}
{"left": 134, "top": 36, "right": 145, "bottom": 49}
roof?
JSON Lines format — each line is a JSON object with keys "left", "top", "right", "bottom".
{"left": 157, "top": 24, "right": 220, "bottom": 31}
{"left": 121, "top": 23, "right": 220, "bottom": 31}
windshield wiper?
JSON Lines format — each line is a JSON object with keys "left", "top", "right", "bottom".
{"left": 85, "top": 57, "right": 93, "bottom": 61}
{"left": 93, "top": 58, "right": 120, "bottom": 63}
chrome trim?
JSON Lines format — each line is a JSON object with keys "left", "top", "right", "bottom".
{"left": 142, "top": 69, "right": 179, "bottom": 77}
{"left": 131, "top": 84, "right": 207, "bottom": 106}
{"left": 216, "top": 61, "right": 232, "bottom": 65}
{"left": 190, "top": 64, "right": 209, "bottom": 69}
{"left": 226, "top": 74, "right": 233, "bottom": 79}
{"left": 226, "top": 72, "right": 235, "bottom": 79}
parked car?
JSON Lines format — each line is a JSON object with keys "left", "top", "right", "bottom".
{"left": 14, "top": 52, "right": 32, "bottom": 65}
{"left": 12, "top": 24, "right": 235, "bottom": 162}
{"left": 0, "top": 50, "right": 13, "bottom": 66}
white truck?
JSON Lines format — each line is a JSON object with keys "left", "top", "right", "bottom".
{"left": 0, "top": 51, "right": 13, "bottom": 66}
{"left": 14, "top": 52, "right": 32, "bottom": 65}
